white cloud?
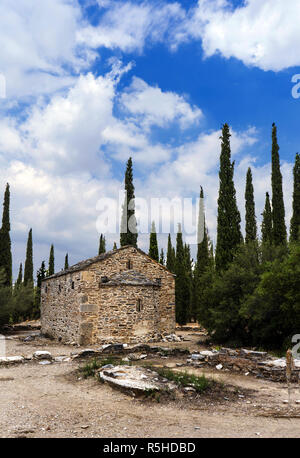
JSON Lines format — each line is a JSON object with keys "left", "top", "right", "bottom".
{"left": 120, "top": 77, "right": 202, "bottom": 129}
{"left": 77, "top": 1, "right": 185, "bottom": 53}
{"left": 0, "top": 0, "right": 94, "bottom": 98}
{"left": 178, "top": 0, "right": 300, "bottom": 72}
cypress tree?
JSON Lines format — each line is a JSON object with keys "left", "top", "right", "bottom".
{"left": 175, "top": 225, "right": 190, "bottom": 325}
{"left": 113, "top": 242, "right": 117, "bottom": 250}
{"left": 290, "top": 153, "right": 300, "bottom": 242}
{"left": 98, "top": 234, "right": 106, "bottom": 255}
{"left": 16, "top": 263, "right": 22, "bottom": 287}
{"left": 148, "top": 222, "right": 159, "bottom": 262}
{"left": 261, "top": 192, "right": 273, "bottom": 244}
{"left": 271, "top": 123, "right": 287, "bottom": 246}
{"left": 166, "top": 234, "right": 176, "bottom": 273}
{"left": 48, "top": 244, "right": 55, "bottom": 276}
{"left": 196, "top": 187, "right": 210, "bottom": 274}
{"left": 0, "top": 183, "right": 12, "bottom": 286}
{"left": 24, "top": 228, "right": 33, "bottom": 286}
{"left": 120, "top": 157, "right": 138, "bottom": 247}
{"left": 245, "top": 167, "right": 257, "bottom": 244}
{"left": 215, "top": 124, "right": 243, "bottom": 271}
{"left": 64, "top": 253, "right": 69, "bottom": 270}
{"left": 33, "top": 261, "right": 46, "bottom": 319}
{"left": 159, "top": 248, "right": 164, "bottom": 265}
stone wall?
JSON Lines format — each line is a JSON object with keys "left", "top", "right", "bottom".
{"left": 41, "top": 246, "right": 176, "bottom": 345}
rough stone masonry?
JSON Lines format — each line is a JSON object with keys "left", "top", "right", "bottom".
{"left": 41, "top": 246, "right": 176, "bottom": 345}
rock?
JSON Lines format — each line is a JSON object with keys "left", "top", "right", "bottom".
{"left": 101, "top": 343, "right": 124, "bottom": 353}
{"left": 24, "top": 335, "right": 35, "bottom": 342}
{"left": 199, "top": 350, "right": 215, "bottom": 357}
{"left": 101, "top": 364, "right": 114, "bottom": 370}
{"left": 216, "top": 364, "right": 223, "bottom": 370}
{"left": 99, "top": 365, "right": 170, "bottom": 394}
{"left": 33, "top": 351, "right": 52, "bottom": 360}
{"left": 81, "top": 425, "right": 89, "bottom": 429}
{"left": 184, "top": 386, "right": 196, "bottom": 392}
{"left": 240, "top": 349, "right": 267, "bottom": 358}
{"left": 39, "top": 360, "right": 52, "bottom": 365}
{"left": 0, "top": 356, "right": 24, "bottom": 365}
{"left": 72, "top": 349, "right": 99, "bottom": 359}
{"left": 191, "top": 354, "right": 205, "bottom": 361}
{"left": 164, "top": 334, "right": 181, "bottom": 342}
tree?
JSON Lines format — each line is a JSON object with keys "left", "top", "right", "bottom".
{"left": 245, "top": 167, "right": 257, "bottom": 244}
{"left": 113, "top": 242, "right": 117, "bottom": 250}
{"left": 261, "top": 192, "right": 273, "bottom": 244}
{"left": 175, "top": 225, "right": 190, "bottom": 325}
{"left": 120, "top": 157, "right": 138, "bottom": 247}
{"left": 0, "top": 183, "right": 12, "bottom": 286}
{"left": 159, "top": 248, "right": 165, "bottom": 265}
{"left": 271, "top": 123, "right": 287, "bottom": 246}
{"left": 24, "top": 228, "right": 33, "bottom": 286}
{"left": 33, "top": 261, "right": 46, "bottom": 319}
{"left": 290, "top": 153, "right": 300, "bottom": 242}
{"left": 215, "top": 124, "right": 243, "bottom": 271}
{"left": 64, "top": 253, "right": 69, "bottom": 270}
{"left": 48, "top": 244, "right": 55, "bottom": 276}
{"left": 166, "top": 234, "right": 176, "bottom": 273}
{"left": 148, "top": 221, "right": 159, "bottom": 262}
{"left": 98, "top": 234, "right": 106, "bottom": 255}
{"left": 16, "top": 263, "right": 23, "bottom": 287}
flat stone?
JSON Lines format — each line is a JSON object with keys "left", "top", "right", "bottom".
{"left": 0, "top": 356, "right": 24, "bottom": 365}
{"left": 33, "top": 351, "right": 52, "bottom": 360}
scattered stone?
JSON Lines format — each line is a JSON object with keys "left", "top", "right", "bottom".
{"left": 184, "top": 386, "right": 196, "bottom": 392}
{"left": 0, "top": 356, "right": 25, "bottom": 365}
{"left": 33, "top": 351, "right": 52, "bottom": 360}
{"left": 81, "top": 425, "right": 89, "bottom": 429}
{"left": 191, "top": 354, "right": 205, "bottom": 361}
{"left": 216, "top": 364, "right": 223, "bottom": 370}
{"left": 163, "top": 334, "right": 181, "bottom": 342}
{"left": 24, "top": 335, "right": 35, "bottom": 342}
{"left": 39, "top": 360, "right": 52, "bottom": 365}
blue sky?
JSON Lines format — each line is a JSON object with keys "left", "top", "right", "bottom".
{"left": 0, "top": 0, "right": 299, "bottom": 278}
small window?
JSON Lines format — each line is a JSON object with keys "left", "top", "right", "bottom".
{"left": 71, "top": 281, "right": 75, "bottom": 289}
{"left": 127, "top": 260, "right": 132, "bottom": 269}
{"left": 45, "top": 286, "right": 48, "bottom": 293}
{"left": 136, "top": 299, "right": 143, "bottom": 312}
{"left": 58, "top": 284, "right": 61, "bottom": 293}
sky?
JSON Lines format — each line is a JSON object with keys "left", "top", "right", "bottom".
{"left": 0, "top": 0, "right": 299, "bottom": 279}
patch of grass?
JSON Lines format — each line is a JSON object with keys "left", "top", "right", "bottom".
{"left": 80, "top": 357, "right": 129, "bottom": 379}
{"left": 154, "top": 367, "right": 211, "bottom": 393}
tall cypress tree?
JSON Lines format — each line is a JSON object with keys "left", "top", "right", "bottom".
{"left": 64, "top": 253, "right": 69, "bottom": 270}
{"left": 159, "top": 248, "right": 164, "bottom": 265}
{"left": 113, "top": 242, "right": 117, "bottom": 250}
{"left": 261, "top": 192, "right": 273, "bottom": 244}
{"left": 33, "top": 261, "right": 46, "bottom": 319}
{"left": 24, "top": 228, "right": 33, "bottom": 285}
{"left": 48, "top": 244, "right": 55, "bottom": 276}
{"left": 196, "top": 187, "right": 210, "bottom": 274}
{"left": 16, "top": 262, "right": 23, "bottom": 287}
{"left": 148, "top": 221, "right": 159, "bottom": 262}
{"left": 290, "top": 153, "right": 300, "bottom": 242}
{"left": 98, "top": 234, "right": 106, "bottom": 255}
{"left": 0, "top": 183, "right": 12, "bottom": 286}
{"left": 215, "top": 124, "right": 243, "bottom": 271}
{"left": 245, "top": 167, "right": 257, "bottom": 244}
{"left": 120, "top": 157, "right": 138, "bottom": 247}
{"left": 271, "top": 123, "right": 287, "bottom": 246}
{"left": 166, "top": 234, "right": 176, "bottom": 273}
{"left": 175, "top": 225, "right": 190, "bottom": 325}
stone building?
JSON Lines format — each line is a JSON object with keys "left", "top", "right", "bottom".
{"left": 41, "top": 245, "right": 176, "bottom": 345}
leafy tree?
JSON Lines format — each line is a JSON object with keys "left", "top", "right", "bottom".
{"left": 271, "top": 123, "right": 287, "bottom": 246}
{"left": 120, "top": 157, "right": 137, "bottom": 247}
{"left": 148, "top": 221, "right": 159, "bottom": 261}
{"left": 290, "top": 153, "right": 300, "bottom": 242}
{"left": 48, "top": 244, "right": 55, "bottom": 276}
{"left": 0, "top": 183, "right": 12, "bottom": 286}
{"left": 245, "top": 167, "right": 257, "bottom": 243}
{"left": 166, "top": 234, "right": 176, "bottom": 273}
{"left": 24, "top": 228, "right": 33, "bottom": 286}
{"left": 215, "top": 124, "right": 243, "bottom": 271}
{"left": 64, "top": 253, "right": 69, "bottom": 270}
{"left": 98, "top": 234, "right": 106, "bottom": 255}
{"left": 261, "top": 192, "right": 273, "bottom": 244}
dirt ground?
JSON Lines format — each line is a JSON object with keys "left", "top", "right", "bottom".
{"left": 1, "top": 326, "right": 300, "bottom": 438}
